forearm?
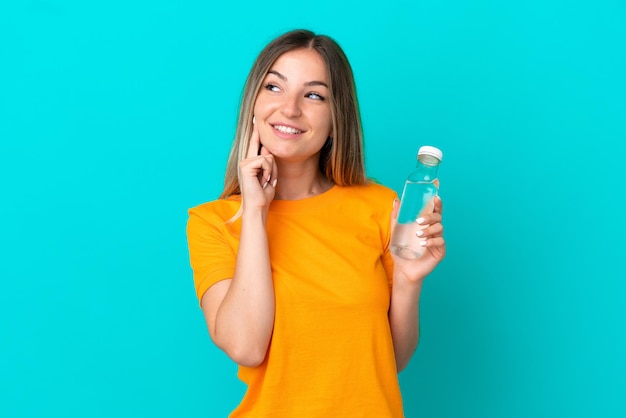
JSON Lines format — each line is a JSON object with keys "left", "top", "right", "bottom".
{"left": 389, "top": 276, "right": 423, "bottom": 372}
{"left": 214, "top": 209, "right": 275, "bottom": 366}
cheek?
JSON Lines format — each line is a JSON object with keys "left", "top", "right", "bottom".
{"left": 321, "top": 110, "right": 333, "bottom": 135}
{"left": 253, "top": 94, "right": 275, "bottom": 117}
{"left": 252, "top": 102, "right": 261, "bottom": 117}
{"left": 252, "top": 97, "right": 265, "bottom": 118}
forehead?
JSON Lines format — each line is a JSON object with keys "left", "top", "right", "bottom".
{"left": 269, "top": 49, "right": 329, "bottom": 81}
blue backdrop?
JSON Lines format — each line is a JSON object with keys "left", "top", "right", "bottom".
{"left": 1, "top": 1, "right": 624, "bottom": 417}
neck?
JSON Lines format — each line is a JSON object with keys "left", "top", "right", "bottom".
{"left": 273, "top": 160, "right": 333, "bottom": 200}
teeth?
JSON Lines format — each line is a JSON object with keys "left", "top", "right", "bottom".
{"left": 274, "top": 125, "right": 302, "bottom": 134}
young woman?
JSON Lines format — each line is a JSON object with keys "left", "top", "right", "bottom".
{"left": 187, "top": 29, "right": 445, "bottom": 417}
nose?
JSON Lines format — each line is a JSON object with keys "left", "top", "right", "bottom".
{"left": 280, "top": 93, "right": 302, "bottom": 118}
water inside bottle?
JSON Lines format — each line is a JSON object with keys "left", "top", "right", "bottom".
{"left": 397, "top": 181, "right": 437, "bottom": 224}
{"left": 391, "top": 181, "right": 437, "bottom": 259}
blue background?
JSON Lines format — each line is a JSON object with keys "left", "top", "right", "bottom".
{"left": 1, "top": 1, "right": 624, "bottom": 417}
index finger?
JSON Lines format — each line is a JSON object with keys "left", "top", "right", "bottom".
{"left": 246, "top": 124, "right": 261, "bottom": 159}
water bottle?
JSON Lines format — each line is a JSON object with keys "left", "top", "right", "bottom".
{"left": 390, "top": 146, "right": 443, "bottom": 259}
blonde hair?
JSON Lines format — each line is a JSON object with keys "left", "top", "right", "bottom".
{"left": 220, "top": 29, "right": 367, "bottom": 199}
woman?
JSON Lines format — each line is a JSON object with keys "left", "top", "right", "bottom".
{"left": 187, "top": 29, "right": 445, "bottom": 417}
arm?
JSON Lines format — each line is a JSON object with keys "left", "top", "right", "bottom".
{"left": 388, "top": 196, "right": 445, "bottom": 372}
{"left": 388, "top": 276, "right": 423, "bottom": 372}
{"left": 201, "top": 126, "right": 278, "bottom": 367}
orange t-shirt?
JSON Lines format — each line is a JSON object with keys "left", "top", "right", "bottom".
{"left": 187, "top": 183, "right": 404, "bottom": 417}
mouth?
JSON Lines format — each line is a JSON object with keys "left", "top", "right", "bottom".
{"left": 271, "top": 124, "right": 305, "bottom": 135}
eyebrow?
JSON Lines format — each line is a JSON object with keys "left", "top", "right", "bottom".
{"left": 267, "top": 70, "right": 328, "bottom": 88}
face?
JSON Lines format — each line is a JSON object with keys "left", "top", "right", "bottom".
{"left": 253, "top": 48, "right": 333, "bottom": 163}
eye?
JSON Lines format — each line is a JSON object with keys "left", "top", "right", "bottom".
{"left": 306, "top": 92, "right": 325, "bottom": 101}
{"left": 264, "top": 83, "right": 281, "bottom": 92}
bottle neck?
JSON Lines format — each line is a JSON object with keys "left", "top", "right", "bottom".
{"left": 412, "top": 155, "right": 440, "bottom": 181}
{"left": 417, "top": 154, "right": 441, "bottom": 167}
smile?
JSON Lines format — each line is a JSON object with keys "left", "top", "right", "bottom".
{"left": 272, "top": 124, "right": 304, "bottom": 134}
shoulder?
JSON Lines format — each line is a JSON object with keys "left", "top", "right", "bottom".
{"left": 364, "top": 180, "right": 398, "bottom": 199}
{"left": 188, "top": 196, "right": 241, "bottom": 225}
{"left": 336, "top": 181, "right": 398, "bottom": 203}
{"left": 329, "top": 181, "right": 397, "bottom": 219}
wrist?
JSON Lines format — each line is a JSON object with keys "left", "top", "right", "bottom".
{"left": 394, "top": 275, "right": 423, "bottom": 289}
{"left": 241, "top": 207, "right": 268, "bottom": 224}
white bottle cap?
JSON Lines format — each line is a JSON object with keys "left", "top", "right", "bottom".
{"left": 418, "top": 146, "right": 443, "bottom": 161}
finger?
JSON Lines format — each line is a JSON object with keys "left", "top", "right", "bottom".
{"left": 389, "top": 198, "right": 400, "bottom": 234}
{"left": 416, "top": 223, "right": 443, "bottom": 239}
{"left": 423, "top": 235, "right": 446, "bottom": 247}
{"left": 259, "top": 142, "right": 271, "bottom": 156}
{"left": 391, "top": 198, "right": 399, "bottom": 219}
{"left": 390, "top": 198, "right": 399, "bottom": 230}
{"left": 259, "top": 155, "right": 274, "bottom": 189}
{"left": 433, "top": 195, "right": 443, "bottom": 214}
{"left": 239, "top": 154, "right": 272, "bottom": 187}
{"left": 246, "top": 123, "right": 261, "bottom": 159}
{"left": 417, "top": 212, "right": 442, "bottom": 226}
{"left": 421, "top": 236, "right": 446, "bottom": 250}
{"left": 258, "top": 143, "right": 275, "bottom": 187}
{"left": 268, "top": 153, "right": 278, "bottom": 188}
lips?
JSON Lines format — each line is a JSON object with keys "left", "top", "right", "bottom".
{"left": 271, "top": 123, "right": 305, "bottom": 135}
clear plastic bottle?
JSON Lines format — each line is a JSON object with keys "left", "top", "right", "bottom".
{"left": 390, "top": 146, "right": 443, "bottom": 259}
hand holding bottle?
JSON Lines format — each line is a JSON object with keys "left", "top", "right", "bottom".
{"left": 390, "top": 146, "right": 443, "bottom": 259}
{"left": 390, "top": 194, "right": 446, "bottom": 281}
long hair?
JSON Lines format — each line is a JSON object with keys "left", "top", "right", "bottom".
{"left": 220, "top": 29, "right": 366, "bottom": 199}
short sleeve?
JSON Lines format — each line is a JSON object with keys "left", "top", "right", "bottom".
{"left": 380, "top": 188, "right": 398, "bottom": 287}
{"left": 381, "top": 248, "right": 394, "bottom": 288}
{"left": 186, "top": 205, "right": 237, "bottom": 305}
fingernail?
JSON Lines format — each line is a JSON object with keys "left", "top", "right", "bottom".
{"left": 252, "top": 116, "right": 256, "bottom": 125}
{"left": 416, "top": 217, "right": 425, "bottom": 224}
{"left": 262, "top": 180, "right": 269, "bottom": 189}
{"left": 392, "top": 199, "right": 398, "bottom": 208}
{"left": 272, "top": 178, "right": 278, "bottom": 187}
{"left": 419, "top": 239, "right": 427, "bottom": 246}
{"left": 416, "top": 230, "right": 424, "bottom": 237}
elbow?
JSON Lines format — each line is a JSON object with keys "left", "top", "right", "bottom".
{"left": 223, "top": 343, "right": 267, "bottom": 367}
{"left": 395, "top": 340, "right": 419, "bottom": 373}
{"left": 211, "top": 330, "right": 268, "bottom": 368}
{"left": 207, "top": 314, "right": 271, "bottom": 368}
{"left": 396, "top": 358, "right": 409, "bottom": 373}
